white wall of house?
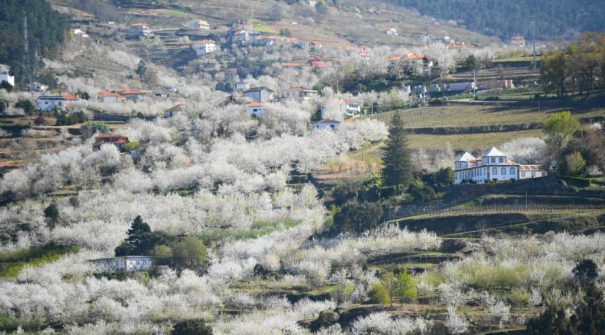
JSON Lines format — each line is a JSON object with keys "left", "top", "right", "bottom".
{"left": 312, "top": 121, "right": 340, "bottom": 131}
{"left": 192, "top": 42, "right": 217, "bottom": 56}
{"left": 246, "top": 106, "right": 265, "bottom": 117}
{"left": 0, "top": 73, "right": 15, "bottom": 87}
{"left": 37, "top": 97, "right": 70, "bottom": 112}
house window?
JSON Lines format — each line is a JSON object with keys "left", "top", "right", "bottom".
{"left": 501, "top": 167, "right": 506, "bottom": 174}
{"left": 492, "top": 167, "right": 497, "bottom": 175}
{"left": 499, "top": 157, "right": 504, "bottom": 163}
{"left": 510, "top": 167, "right": 515, "bottom": 174}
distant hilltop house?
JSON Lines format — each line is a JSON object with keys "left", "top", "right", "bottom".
{"left": 454, "top": 147, "right": 546, "bottom": 184}
{"left": 128, "top": 23, "right": 152, "bottom": 39}
{"left": 384, "top": 28, "right": 398, "bottom": 36}
{"left": 312, "top": 119, "right": 341, "bottom": 131}
{"left": 71, "top": 28, "right": 89, "bottom": 39}
{"left": 36, "top": 94, "right": 79, "bottom": 112}
{"left": 191, "top": 40, "right": 217, "bottom": 56}
{"left": 244, "top": 87, "right": 273, "bottom": 103}
{"left": 246, "top": 102, "right": 266, "bottom": 117}
{"left": 0, "top": 65, "right": 15, "bottom": 87}
{"left": 94, "top": 134, "right": 129, "bottom": 151}
{"left": 90, "top": 256, "right": 156, "bottom": 273}
{"left": 185, "top": 19, "right": 210, "bottom": 30}
{"left": 510, "top": 34, "right": 526, "bottom": 47}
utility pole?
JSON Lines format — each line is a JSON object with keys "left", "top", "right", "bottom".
{"left": 531, "top": 20, "right": 537, "bottom": 69}
{"left": 23, "top": 16, "right": 31, "bottom": 85}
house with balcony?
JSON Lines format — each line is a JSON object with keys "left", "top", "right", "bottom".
{"left": 454, "top": 147, "right": 546, "bottom": 184}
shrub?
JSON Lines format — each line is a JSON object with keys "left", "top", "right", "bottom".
{"left": 172, "top": 237, "right": 207, "bottom": 273}
{"left": 563, "top": 151, "right": 586, "bottom": 176}
{"left": 15, "top": 99, "right": 35, "bottom": 115}
{"left": 368, "top": 281, "right": 391, "bottom": 305}
{"left": 334, "top": 201, "right": 383, "bottom": 234}
{"left": 172, "top": 319, "right": 212, "bottom": 335}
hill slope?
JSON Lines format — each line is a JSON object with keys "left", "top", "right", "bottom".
{"left": 387, "top": 0, "right": 605, "bottom": 40}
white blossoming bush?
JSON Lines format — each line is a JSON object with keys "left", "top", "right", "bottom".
{"left": 349, "top": 312, "right": 432, "bottom": 335}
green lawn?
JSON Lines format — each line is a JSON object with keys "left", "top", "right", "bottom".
{"left": 0, "top": 244, "right": 80, "bottom": 277}
{"left": 198, "top": 219, "right": 301, "bottom": 244}
{"left": 407, "top": 129, "right": 544, "bottom": 151}
{"left": 365, "top": 105, "right": 605, "bottom": 129}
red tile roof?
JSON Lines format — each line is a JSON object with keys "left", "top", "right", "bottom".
{"left": 246, "top": 102, "right": 266, "bottom": 107}
{"left": 116, "top": 89, "right": 147, "bottom": 96}
{"left": 63, "top": 93, "right": 79, "bottom": 100}
{"left": 98, "top": 91, "right": 123, "bottom": 98}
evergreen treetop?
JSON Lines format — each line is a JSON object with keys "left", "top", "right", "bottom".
{"left": 381, "top": 112, "right": 413, "bottom": 191}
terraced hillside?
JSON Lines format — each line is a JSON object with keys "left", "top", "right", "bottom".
{"left": 364, "top": 103, "right": 605, "bottom": 151}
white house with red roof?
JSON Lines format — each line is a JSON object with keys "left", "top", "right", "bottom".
{"left": 246, "top": 102, "right": 266, "bottom": 117}
{"left": 454, "top": 147, "right": 546, "bottom": 184}
{"left": 97, "top": 91, "right": 125, "bottom": 104}
{"left": 116, "top": 89, "right": 148, "bottom": 102}
{"left": 36, "top": 94, "right": 79, "bottom": 112}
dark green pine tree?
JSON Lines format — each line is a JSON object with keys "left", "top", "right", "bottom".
{"left": 126, "top": 215, "right": 151, "bottom": 245}
{"left": 382, "top": 113, "right": 413, "bottom": 192}
{"left": 115, "top": 215, "right": 152, "bottom": 256}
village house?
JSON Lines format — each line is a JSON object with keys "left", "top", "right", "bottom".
{"left": 128, "top": 23, "right": 152, "bottom": 39}
{"left": 94, "top": 134, "right": 129, "bottom": 151}
{"left": 446, "top": 82, "right": 477, "bottom": 93}
{"left": 252, "top": 36, "right": 276, "bottom": 47}
{"left": 321, "top": 98, "right": 362, "bottom": 119}
{"left": 388, "top": 53, "right": 432, "bottom": 76}
{"left": 244, "top": 87, "right": 273, "bottom": 102}
{"left": 233, "top": 81, "right": 248, "bottom": 92}
{"left": 232, "top": 29, "right": 251, "bottom": 44}
{"left": 478, "top": 79, "right": 515, "bottom": 91}
{"left": 312, "top": 119, "right": 341, "bottom": 131}
{"left": 90, "top": 256, "right": 156, "bottom": 273}
{"left": 185, "top": 19, "right": 210, "bottom": 30}
{"left": 281, "top": 62, "right": 304, "bottom": 71}
{"left": 385, "top": 28, "right": 398, "bottom": 36}
{"left": 164, "top": 104, "right": 189, "bottom": 118}
{"left": 246, "top": 102, "right": 266, "bottom": 117}
{"left": 26, "top": 82, "right": 49, "bottom": 92}
{"left": 308, "top": 57, "right": 328, "bottom": 70}
{"left": 97, "top": 91, "right": 124, "bottom": 104}
{"left": 294, "top": 40, "right": 310, "bottom": 49}
{"left": 454, "top": 147, "right": 546, "bottom": 184}
{"left": 116, "top": 89, "right": 148, "bottom": 102}
{"left": 191, "top": 40, "right": 217, "bottom": 56}
{"left": 36, "top": 94, "right": 79, "bottom": 112}
{"left": 0, "top": 65, "right": 15, "bottom": 87}
{"left": 283, "top": 87, "right": 318, "bottom": 101}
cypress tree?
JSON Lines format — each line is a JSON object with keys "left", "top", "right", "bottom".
{"left": 382, "top": 113, "right": 412, "bottom": 192}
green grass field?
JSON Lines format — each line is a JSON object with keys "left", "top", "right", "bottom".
{"left": 407, "top": 129, "right": 544, "bottom": 150}
{"left": 365, "top": 105, "right": 605, "bottom": 129}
